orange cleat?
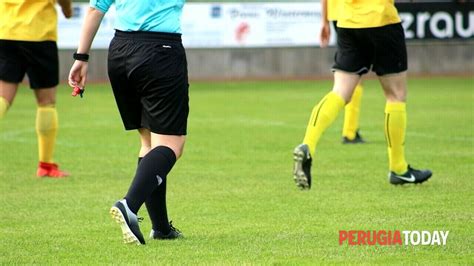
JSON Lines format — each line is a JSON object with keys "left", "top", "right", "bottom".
{"left": 37, "top": 162, "right": 70, "bottom": 178}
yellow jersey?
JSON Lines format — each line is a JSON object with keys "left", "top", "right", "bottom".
{"left": 0, "top": 0, "right": 58, "bottom": 41}
{"left": 336, "top": 0, "right": 401, "bottom": 29}
{"left": 327, "top": 0, "right": 342, "bottom": 22}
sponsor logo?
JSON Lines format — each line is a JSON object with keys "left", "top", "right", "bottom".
{"left": 211, "top": 5, "right": 222, "bottom": 18}
{"left": 397, "top": 2, "right": 474, "bottom": 40}
{"left": 395, "top": 174, "right": 416, "bottom": 182}
{"left": 156, "top": 175, "right": 163, "bottom": 186}
{"left": 235, "top": 22, "right": 250, "bottom": 43}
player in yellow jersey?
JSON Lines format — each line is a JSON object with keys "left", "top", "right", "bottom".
{"left": 293, "top": 0, "right": 432, "bottom": 189}
{"left": 0, "top": 0, "right": 73, "bottom": 177}
{"left": 320, "top": 0, "right": 365, "bottom": 144}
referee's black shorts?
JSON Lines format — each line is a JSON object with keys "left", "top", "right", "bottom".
{"left": 332, "top": 23, "right": 407, "bottom": 76}
{"left": 0, "top": 40, "right": 59, "bottom": 89}
{"left": 108, "top": 30, "right": 189, "bottom": 135}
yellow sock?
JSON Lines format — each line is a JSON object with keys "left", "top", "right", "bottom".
{"left": 36, "top": 105, "right": 58, "bottom": 163}
{"left": 303, "top": 91, "right": 345, "bottom": 156}
{"left": 0, "top": 97, "right": 9, "bottom": 119}
{"left": 342, "top": 84, "right": 363, "bottom": 140}
{"left": 385, "top": 102, "right": 408, "bottom": 174}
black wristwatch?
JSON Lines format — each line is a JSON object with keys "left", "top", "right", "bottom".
{"left": 73, "top": 52, "right": 89, "bottom": 62}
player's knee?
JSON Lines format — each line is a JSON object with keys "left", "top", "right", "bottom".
{"left": 36, "top": 91, "right": 57, "bottom": 106}
{"left": 37, "top": 99, "right": 56, "bottom": 107}
{"left": 174, "top": 143, "right": 185, "bottom": 159}
{"left": 151, "top": 135, "right": 185, "bottom": 159}
{"left": 168, "top": 136, "right": 186, "bottom": 159}
{"left": 332, "top": 88, "right": 353, "bottom": 104}
{"left": 385, "top": 90, "right": 406, "bottom": 102}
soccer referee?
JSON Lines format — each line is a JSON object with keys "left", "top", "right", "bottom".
{"left": 69, "top": 0, "right": 189, "bottom": 245}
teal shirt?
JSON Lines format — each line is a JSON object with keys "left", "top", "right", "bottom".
{"left": 90, "top": 0, "right": 184, "bottom": 33}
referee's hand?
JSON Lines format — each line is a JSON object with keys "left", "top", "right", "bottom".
{"left": 68, "top": 60, "right": 88, "bottom": 92}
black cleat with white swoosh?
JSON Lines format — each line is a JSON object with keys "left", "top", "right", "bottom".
{"left": 389, "top": 165, "right": 432, "bottom": 185}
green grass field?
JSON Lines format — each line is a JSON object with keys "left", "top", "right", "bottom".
{"left": 0, "top": 77, "right": 472, "bottom": 264}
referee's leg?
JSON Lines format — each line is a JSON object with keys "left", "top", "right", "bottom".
{"left": 151, "top": 134, "right": 185, "bottom": 159}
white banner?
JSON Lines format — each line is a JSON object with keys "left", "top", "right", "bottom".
{"left": 57, "top": 5, "right": 116, "bottom": 49}
{"left": 57, "top": 3, "right": 334, "bottom": 49}
{"left": 181, "top": 3, "right": 327, "bottom": 48}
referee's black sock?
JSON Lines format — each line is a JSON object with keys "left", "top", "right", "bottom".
{"left": 145, "top": 175, "right": 171, "bottom": 234}
{"left": 124, "top": 146, "right": 176, "bottom": 214}
{"left": 139, "top": 156, "right": 172, "bottom": 234}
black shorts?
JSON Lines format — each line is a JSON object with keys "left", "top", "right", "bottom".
{"left": 0, "top": 40, "right": 59, "bottom": 88}
{"left": 108, "top": 31, "right": 189, "bottom": 135}
{"left": 332, "top": 23, "right": 407, "bottom": 76}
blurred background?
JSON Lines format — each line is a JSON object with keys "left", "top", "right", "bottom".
{"left": 58, "top": 0, "right": 473, "bottom": 81}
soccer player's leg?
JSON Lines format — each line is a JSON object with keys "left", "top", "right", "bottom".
{"left": 374, "top": 23, "right": 431, "bottom": 185}
{"left": 0, "top": 40, "right": 24, "bottom": 119}
{"left": 0, "top": 80, "right": 18, "bottom": 119}
{"left": 34, "top": 88, "right": 69, "bottom": 178}
{"left": 379, "top": 72, "right": 432, "bottom": 185}
{"left": 26, "top": 41, "right": 68, "bottom": 177}
{"left": 294, "top": 72, "right": 359, "bottom": 189}
{"left": 342, "top": 82, "right": 365, "bottom": 144}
